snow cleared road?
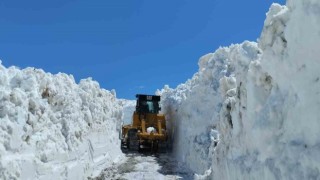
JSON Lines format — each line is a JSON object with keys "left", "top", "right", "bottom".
{"left": 2, "top": 0, "right": 320, "bottom": 179}
{"left": 92, "top": 152, "right": 194, "bottom": 180}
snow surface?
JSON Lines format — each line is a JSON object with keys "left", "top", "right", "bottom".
{"left": 96, "top": 153, "right": 193, "bottom": 179}
{"left": 158, "top": 0, "right": 320, "bottom": 179}
{"left": 0, "top": 62, "right": 124, "bottom": 180}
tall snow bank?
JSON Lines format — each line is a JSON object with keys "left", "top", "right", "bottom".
{"left": 158, "top": 41, "right": 260, "bottom": 173}
{"left": 159, "top": 0, "right": 320, "bottom": 179}
{"left": 0, "top": 62, "right": 123, "bottom": 180}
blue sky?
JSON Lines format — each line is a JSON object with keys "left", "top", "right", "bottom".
{"left": 0, "top": 0, "right": 285, "bottom": 99}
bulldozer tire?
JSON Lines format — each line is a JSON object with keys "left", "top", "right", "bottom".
{"left": 167, "top": 138, "right": 173, "bottom": 152}
{"left": 158, "top": 141, "right": 168, "bottom": 153}
{"left": 127, "top": 129, "right": 139, "bottom": 151}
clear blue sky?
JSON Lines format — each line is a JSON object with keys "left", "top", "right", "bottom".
{"left": 0, "top": 0, "right": 285, "bottom": 99}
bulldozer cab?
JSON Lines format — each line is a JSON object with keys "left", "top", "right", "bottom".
{"left": 135, "top": 94, "right": 161, "bottom": 114}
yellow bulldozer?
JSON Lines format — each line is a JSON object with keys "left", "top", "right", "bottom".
{"left": 121, "top": 94, "right": 169, "bottom": 152}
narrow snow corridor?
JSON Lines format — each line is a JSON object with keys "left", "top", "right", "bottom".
{"left": 1, "top": 0, "right": 320, "bottom": 179}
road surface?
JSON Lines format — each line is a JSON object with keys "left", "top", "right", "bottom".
{"left": 93, "top": 152, "right": 193, "bottom": 180}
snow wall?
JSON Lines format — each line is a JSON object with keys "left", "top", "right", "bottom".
{"left": 158, "top": 0, "right": 320, "bottom": 179}
{"left": 0, "top": 62, "right": 124, "bottom": 180}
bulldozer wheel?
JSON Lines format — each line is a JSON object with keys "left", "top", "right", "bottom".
{"left": 127, "top": 129, "right": 139, "bottom": 151}
{"left": 158, "top": 141, "right": 169, "bottom": 153}
{"left": 150, "top": 140, "right": 158, "bottom": 153}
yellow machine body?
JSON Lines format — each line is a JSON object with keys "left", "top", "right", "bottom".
{"left": 121, "top": 94, "right": 168, "bottom": 151}
{"left": 121, "top": 113, "right": 167, "bottom": 141}
{"left": 134, "top": 112, "right": 166, "bottom": 140}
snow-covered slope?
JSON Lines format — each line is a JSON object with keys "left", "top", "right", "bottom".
{"left": 0, "top": 62, "right": 123, "bottom": 180}
{"left": 158, "top": 0, "right": 320, "bottom": 179}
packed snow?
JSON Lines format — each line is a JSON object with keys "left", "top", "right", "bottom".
{"left": 0, "top": 63, "right": 124, "bottom": 180}
{"left": 94, "top": 153, "right": 193, "bottom": 179}
{"left": 158, "top": 0, "right": 320, "bottom": 179}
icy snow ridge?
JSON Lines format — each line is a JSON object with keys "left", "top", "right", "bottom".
{"left": 0, "top": 63, "right": 123, "bottom": 180}
{"left": 159, "top": 0, "right": 320, "bottom": 179}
